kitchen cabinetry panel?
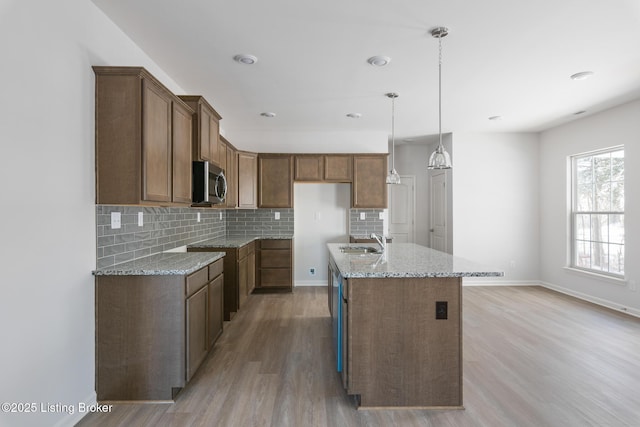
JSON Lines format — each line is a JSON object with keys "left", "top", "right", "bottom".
{"left": 226, "top": 143, "right": 237, "bottom": 208}
{"left": 186, "top": 285, "right": 208, "bottom": 381}
{"left": 352, "top": 155, "right": 388, "bottom": 208}
{"left": 258, "top": 154, "right": 293, "bottom": 208}
{"left": 178, "top": 95, "right": 222, "bottom": 167}
{"left": 325, "top": 155, "right": 353, "bottom": 182}
{"left": 294, "top": 155, "right": 324, "bottom": 181}
{"left": 93, "top": 66, "right": 194, "bottom": 206}
{"left": 208, "top": 274, "right": 224, "bottom": 348}
{"left": 238, "top": 151, "right": 258, "bottom": 209}
{"left": 172, "top": 102, "right": 193, "bottom": 203}
{"left": 256, "top": 239, "right": 293, "bottom": 291}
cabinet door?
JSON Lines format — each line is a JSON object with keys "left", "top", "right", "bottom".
{"left": 226, "top": 145, "right": 237, "bottom": 208}
{"left": 258, "top": 154, "right": 293, "bottom": 208}
{"left": 325, "top": 155, "right": 353, "bottom": 182}
{"left": 238, "top": 151, "right": 258, "bottom": 208}
{"left": 208, "top": 274, "right": 224, "bottom": 348}
{"left": 238, "top": 255, "right": 248, "bottom": 308}
{"left": 199, "top": 104, "right": 212, "bottom": 162}
{"left": 142, "top": 79, "right": 173, "bottom": 203}
{"left": 172, "top": 101, "right": 193, "bottom": 203}
{"left": 209, "top": 114, "right": 220, "bottom": 166}
{"left": 248, "top": 250, "right": 256, "bottom": 294}
{"left": 294, "top": 155, "right": 323, "bottom": 181}
{"left": 186, "top": 286, "right": 208, "bottom": 381}
{"left": 352, "top": 155, "right": 387, "bottom": 208}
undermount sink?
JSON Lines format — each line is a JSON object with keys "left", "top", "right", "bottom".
{"left": 339, "top": 246, "right": 381, "bottom": 254}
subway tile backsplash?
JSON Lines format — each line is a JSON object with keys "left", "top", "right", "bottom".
{"left": 96, "top": 206, "right": 383, "bottom": 268}
{"left": 96, "top": 206, "right": 225, "bottom": 269}
{"left": 226, "top": 208, "right": 295, "bottom": 237}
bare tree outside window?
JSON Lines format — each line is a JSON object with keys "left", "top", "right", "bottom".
{"left": 572, "top": 147, "right": 624, "bottom": 276}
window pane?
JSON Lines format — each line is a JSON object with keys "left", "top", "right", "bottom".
{"left": 594, "top": 153, "right": 611, "bottom": 183}
{"left": 609, "top": 244, "right": 624, "bottom": 275}
{"left": 591, "top": 241, "right": 609, "bottom": 272}
{"left": 575, "top": 240, "right": 591, "bottom": 268}
{"left": 611, "top": 150, "right": 624, "bottom": 181}
{"left": 591, "top": 214, "right": 608, "bottom": 243}
{"left": 611, "top": 181, "right": 624, "bottom": 212}
{"left": 577, "top": 184, "right": 593, "bottom": 211}
{"left": 576, "top": 157, "right": 593, "bottom": 184}
{"left": 610, "top": 214, "right": 624, "bottom": 245}
{"left": 575, "top": 214, "right": 590, "bottom": 240}
{"left": 595, "top": 182, "right": 611, "bottom": 211}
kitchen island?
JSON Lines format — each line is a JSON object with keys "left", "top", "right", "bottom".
{"left": 327, "top": 243, "right": 503, "bottom": 409}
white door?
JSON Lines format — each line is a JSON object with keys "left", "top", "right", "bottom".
{"left": 388, "top": 175, "right": 415, "bottom": 243}
{"left": 430, "top": 172, "right": 447, "bottom": 252}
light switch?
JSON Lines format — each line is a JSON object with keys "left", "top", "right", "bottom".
{"left": 110, "top": 212, "right": 121, "bottom": 229}
{"left": 275, "top": 212, "right": 280, "bottom": 220}
{"left": 197, "top": 212, "right": 201, "bottom": 222}
{"left": 378, "top": 212, "right": 384, "bottom": 220}
{"left": 219, "top": 212, "right": 223, "bottom": 220}
{"left": 360, "top": 212, "right": 366, "bottom": 220}
{"left": 137, "top": 212, "right": 144, "bottom": 227}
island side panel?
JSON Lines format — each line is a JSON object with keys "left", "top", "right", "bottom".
{"left": 347, "top": 276, "right": 462, "bottom": 408}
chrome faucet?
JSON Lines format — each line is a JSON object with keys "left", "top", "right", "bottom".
{"left": 370, "top": 233, "right": 386, "bottom": 252}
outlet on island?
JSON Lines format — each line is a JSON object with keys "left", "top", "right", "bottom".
{"left": 436, "top": 301, "right": 448, "bottom": 320}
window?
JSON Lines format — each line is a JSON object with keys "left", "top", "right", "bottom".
{"left": 571, "top": 146, "right": 624, "bottom": 277}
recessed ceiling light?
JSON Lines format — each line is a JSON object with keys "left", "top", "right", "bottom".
{"left": 570, "top": 71, "right": 594, "bottom": 81}
{"left": 234, "top": 54, "right": 258, "bottom": 65}
{"left": 488, "top": 115, "right": 503, "bottom": 121}
{"left": 367, "top": 56, "right": 391, "bottom": 67}
{"left": 260, "top": 112, "right": 276, "bottom": 118}
{"left": 346, "top": 113, "right": 362, "bottom": 119}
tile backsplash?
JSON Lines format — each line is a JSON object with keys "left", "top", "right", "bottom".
{"left": 226, "top": 209, "right": 295, "bottom": 237}
{"left": 349, "top": 209, "right": 384, "bottom": 235}
{"left": 96, "top": 206, "right": 225, "bottom": 268}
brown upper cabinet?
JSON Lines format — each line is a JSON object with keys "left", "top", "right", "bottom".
{"left": 352, "top": 155, "right": 388, "bottom": 208}
{"left": 294, "top": 154, "right": 353, "bottom": 182}
{"left": 224, "top": 137, "right": 237, "bottom": 208}
{"left": 93, "top": 66, "right": 193, "bottom": 205}
{"left": 177, "top": 95, "right": 222, "bottom": 167}
{"left": 237, "top": 151, "right": 258, "bottom": 209}
{"left": 258, "top": 154, "right": 294, "bottom": 208}
{"left": 324, "top": 155, "right": 353, "bottom": 182}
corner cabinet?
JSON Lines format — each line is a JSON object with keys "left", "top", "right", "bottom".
{"left": 258, "top": 154, "right": 293, "bottom": 208}
{"left": 177, "top": 95, "right": 222, "bottom": 167}
{"left": 95, "top": 258, "right": 224, "bottom": 401}
{"left": 93, "top": 67, "right": 194, "bottom": 205}
{"left": 352, "top": 155, "right": 388, "bottom": 208}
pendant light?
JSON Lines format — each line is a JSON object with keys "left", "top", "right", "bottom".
{"left": 427, "top": 26, "right": 452, "bottom": 170}
{"left": 386, "top": 92, "right": 401, "bottom": 184}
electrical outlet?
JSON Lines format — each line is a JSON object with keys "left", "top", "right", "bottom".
{"left": 378, "top": 212, "right": 384, "bottom": 220}
{"left": 137, "top": 212, "right": 143, "bottom": 227}
{"left": 309, "top": 268, "right": 316, "bottom": 276}
{"left": 436, "top": 301, "right": 448, "bottom": 320}
{"left": 275, "top": 212, "right": 280, "bottom": 220}
{"left": 360, "top": 212, "right": 366, "bottom": 220}
{"left": 110, "top": 212, "right": 121, "bottom": 229}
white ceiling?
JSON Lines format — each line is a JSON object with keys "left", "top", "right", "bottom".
{"left": 92, "top": 0, "right": 640, "bottom": 152}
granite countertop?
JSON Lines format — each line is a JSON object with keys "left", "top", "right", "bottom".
{"left": 328, "top": 243, "right": 504, "bottom": 279}
{"left": 188, "top": 234, "right": 294, "bottom": 249}
{"left": 93, "top": 252, "right": 225, "bottom": 276}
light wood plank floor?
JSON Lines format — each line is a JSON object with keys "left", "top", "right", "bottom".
{"left": 77, "top": 286, "right": 640, "bottom": 427}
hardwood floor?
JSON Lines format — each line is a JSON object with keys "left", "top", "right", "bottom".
{"left": 77, "top": 286, "right": 640, "bottom": 427}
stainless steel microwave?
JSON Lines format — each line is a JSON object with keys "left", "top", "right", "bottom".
{"left": 192, "top": 161, "right": 227, "bottom": 204}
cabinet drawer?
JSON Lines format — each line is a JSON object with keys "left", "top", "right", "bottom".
{"left": 238, "top": 241, "right": 255, "bottom": 259}
{"left": 208, "top": 258, "right": 224, "bottom": 280}
{"left": 260, "top": 249, "right": 291, "bottom": 268}
{"left": 259, "top": 269, "right": 292, "bottom": 287}
{"left": 260, "top": 239, "right": 291, "bottom": 250}
{"left": 186, "top": 267, "right": 209, "bottom": 298}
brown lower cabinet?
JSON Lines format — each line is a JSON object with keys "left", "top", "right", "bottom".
{"left": 256, "top": 239, "right": 293, "bottom": 291}
{"left": 188, "top": 241, "right": 255, "bottom": 320}
{"left": 95, "top": 258, "right": 224, "bottom": 401}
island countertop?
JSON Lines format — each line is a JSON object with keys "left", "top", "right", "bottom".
{"left": 328, "top": 242, "right": 504, "bottom": 279}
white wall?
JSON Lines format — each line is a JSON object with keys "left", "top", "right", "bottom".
{"left": 539, "top": 100, "right": 640, "bottom": 315}
{"left": 293, "top": 184, "right": 350, "bottom": 286}
{"left": 452, "top": 133, "right": 540, "bottom": 284}
{"left": 0, "top": 1, "right": 185, "bottom": 426}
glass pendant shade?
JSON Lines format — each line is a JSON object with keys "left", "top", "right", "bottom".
{"left": 386, "top": 168, "right": 401, "bottom": 184}
{"left": 427, "top": 144, "right": 452, "bottom": 169}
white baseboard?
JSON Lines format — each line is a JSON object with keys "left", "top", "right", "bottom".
{"left": 462, "top": 277, "right": 538, "bottom": 287}
{"left": 540, "top": 280, "right": 640, "bottom": 318}
{"left": 53, "top": 391, "right": 97, "bottom": 427}
{"left": 295, "top": 280, "right": 326, "bottom": 287}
